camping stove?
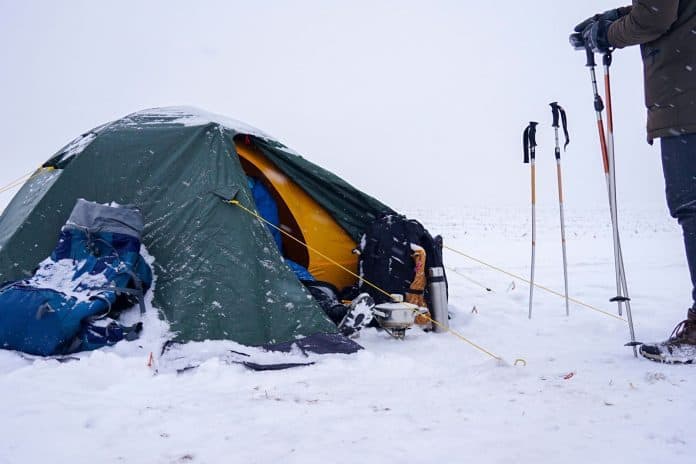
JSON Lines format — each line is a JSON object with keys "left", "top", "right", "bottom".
{"left": 372, "top": 295, "right": 425, "bottom": 340}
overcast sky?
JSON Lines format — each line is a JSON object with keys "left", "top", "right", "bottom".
{"left": 0, "top": 0, "right": 666, "bottom": 213}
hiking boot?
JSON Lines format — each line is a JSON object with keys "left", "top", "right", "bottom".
{"left": 639, "top": 319, "right": 696, "bottom": 364}
{"left": 338, "top": 293, "right": 375, "bottom": 338}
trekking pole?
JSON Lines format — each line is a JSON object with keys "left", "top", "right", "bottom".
{"left": 602, "top": 51, "right": 638, "bottom": 355}
{"left": 603, "top": 51, "right": 629, "bottom": 309}
{"left": 523, "top": 121, "right": 538, "bottom": 319}
{"left": 581, "top": 46, "right": 638, "bottom": 356}
{"left": 602, "top": 52, "right": 629, "bottom": 316}
{"left": 550, "top": 102, "right": 570, "bottom": 317}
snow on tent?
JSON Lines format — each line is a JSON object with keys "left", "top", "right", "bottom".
{"left": 0, "top": 107, "right": 396, "bottom": 360}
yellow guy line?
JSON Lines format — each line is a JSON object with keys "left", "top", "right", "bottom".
{"left": 228, "top": 200, "right": 393, "bottom": 300}
{"left": 0, "top": 174, "right": 31, "bottom": 194}
{"left": 0, "top": 167, "right": 53, "bottom": 195}
{"left": 228, "top": 200, "right": 508, "bottom": 362}
{"left": 443, "top": 245, "right": 626, "bottom": 322}
{"left": 445, "top": 265, "right": 493, "bottom": 292}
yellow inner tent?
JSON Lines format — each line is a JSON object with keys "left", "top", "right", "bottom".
{"left": 235, "top": 138, "right": 358, "bottom": 290}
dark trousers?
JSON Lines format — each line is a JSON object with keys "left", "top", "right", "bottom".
{"left": 661, "top": 133, "right": 696, "bottom": 313}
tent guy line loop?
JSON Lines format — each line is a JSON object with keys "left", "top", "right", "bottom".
{"left": 227, "top": 199, "right": 512, "bottom": 363}
{"left": 442, "top": 244, "right": 626, "bottom": 322}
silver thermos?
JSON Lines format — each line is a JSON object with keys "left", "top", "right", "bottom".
{"left": 428, "top": 266, "right": 448, "bottom": 332}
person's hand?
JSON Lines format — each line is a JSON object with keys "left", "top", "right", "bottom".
{"left": 573, "top": 9, "right": 624, "bottom": 35}
{"left": 581, "top": 19, "right": 613, "bottom": 53}
{"left": 569, "top": 8, "right": 625, "bottom": 52}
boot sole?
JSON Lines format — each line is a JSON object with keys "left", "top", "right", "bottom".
{"left": 640, "top": 349, "right": 695, "bottom": 365}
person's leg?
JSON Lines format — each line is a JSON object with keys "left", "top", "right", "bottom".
{"left": 660, "top": 133, "right": 696, "bottom": 319}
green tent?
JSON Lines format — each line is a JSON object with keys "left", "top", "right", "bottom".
{"left": 0, "top": 107, "right": 393, "bottom": 350}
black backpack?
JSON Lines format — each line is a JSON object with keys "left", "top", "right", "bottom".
{"left": 351, "top": 214, "right": 446, "bottom": 306}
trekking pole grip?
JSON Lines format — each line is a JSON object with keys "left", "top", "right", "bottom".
{"left": 603, "top": 50, "right": 613, "bottom": 67}
{"left": 523, "top": 122, "right": 538, "bottom": 164}
{"left": 550, "top": 102, "right": 560, "bottom": 129}
{"left": 584, "top": 46, "right": 596, "bottom": 68}
{"left": 550, "top": 102, "right": 570, "bottom": 152}
{"left": 529, "top": 122, "right": 538, "bottom": 150}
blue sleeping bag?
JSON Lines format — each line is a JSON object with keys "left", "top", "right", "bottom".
{"left": 247, "top": 176, "right": 314, "bottom": 281}
{"left": 0, "top": 199, "right": 152, "bottom": 356}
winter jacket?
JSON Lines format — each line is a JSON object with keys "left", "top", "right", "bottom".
{"left": 608, "top": 0, "right": 696, "bottom": 142}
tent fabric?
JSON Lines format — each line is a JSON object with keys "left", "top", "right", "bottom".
{"left": 0, "top": 200, "right": 152, "bottom": 355}
{"left": 235, "top": 140, "right": 360, "bottom": 290}
{"left": 160, "top": 332, "right": 362, "bottom": 373}
{"left": 0, "top": 107, "right": 387, "bottom": 352}
{"left": 252, "top": 137, "right": 395, "bottom": 242}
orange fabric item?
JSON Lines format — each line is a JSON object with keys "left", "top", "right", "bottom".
{"left": 414, "top": 313, "right": 431, "bottom": 326}
{"left": 406, "top": 245, "right": 431, "bottom": 327}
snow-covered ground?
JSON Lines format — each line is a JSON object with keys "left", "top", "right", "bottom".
{"left": 1, "top": 204, "right": 694, "bottom": 464}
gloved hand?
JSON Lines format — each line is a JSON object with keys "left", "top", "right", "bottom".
{"left": 581, "top": 19, "right": 613, "bottom": 53}
{"left": 574, "top": 8, "right": 624, "bottom": 35}
{"left": 569, "top": 8, "right": 625, "bottom": 52}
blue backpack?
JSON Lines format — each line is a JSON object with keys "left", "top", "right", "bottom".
{"left": 0, "top": 199, "right": 152, "bottom": 356}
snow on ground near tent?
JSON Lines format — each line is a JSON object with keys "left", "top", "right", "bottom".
{"left": 1, "top": 205, "right": 695, "bottom": 464}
